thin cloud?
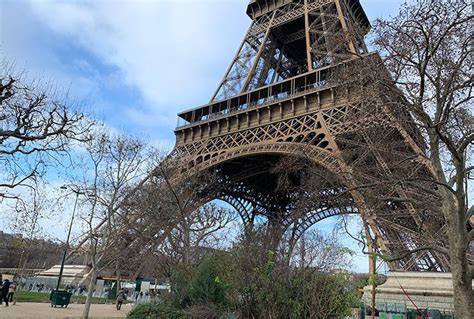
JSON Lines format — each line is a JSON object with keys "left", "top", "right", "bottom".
{"left": 26, "top": 0, "right": 249, "bottom": 127}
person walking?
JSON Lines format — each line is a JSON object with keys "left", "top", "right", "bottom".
{"left": 7, "top": 281, "right": 16, "bottom": 303}
{"left": 0, "top": 279, "right": 11, "bottom": 307}
{"left": 116, "top": 289, "right": 126, "bottom": 310}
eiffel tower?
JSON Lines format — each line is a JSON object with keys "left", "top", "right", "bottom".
{"left": 169, "top": 0, "right": 450, "bottom": 272}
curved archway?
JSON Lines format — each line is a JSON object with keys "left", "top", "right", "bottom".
{"left": 173, "top": 142, "right": 359, "bottom": 247}
{"left": 190, "top": 142, "right": 342, "bottom": 174}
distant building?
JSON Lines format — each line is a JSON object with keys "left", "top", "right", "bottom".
{"left": 34, "top": 264, "right": 92, "bottom": 286}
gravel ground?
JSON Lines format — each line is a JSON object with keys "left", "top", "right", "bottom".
{"left": 0, "top": 302, "right": 130, "bottom": 319}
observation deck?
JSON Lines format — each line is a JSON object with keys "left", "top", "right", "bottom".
{"left": 174, "top": 54, "right": 377, "bottom": 146}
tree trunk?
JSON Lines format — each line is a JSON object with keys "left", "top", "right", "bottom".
{"left": 441, "top": 187, "right": 473, "bottom": 319}
{"left": 115, "top": 258, "right": 121, "bottom": 299}
{"left": 368, "top": 243, "right": 376, "bottom": 319}
{"left": 299, "top": 234, "right": 306, "bottom": 269}
{"left": 183, "top": 226, "right": 190, "bottom": 264}
{"left": 451, "top": 265, "right": 473, "bottom": 319}
{"left": 267, "top": 220, "right": 283, "bottom": 253}
{"left": 447, "top": 218, "right": 473, "bottom": 318}
{"left": 82, "top": 266, "right": 98, "bottom": 319}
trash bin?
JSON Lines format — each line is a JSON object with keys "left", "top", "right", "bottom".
{"left": 50, "top": 290, "right": 72, "bottom": 308}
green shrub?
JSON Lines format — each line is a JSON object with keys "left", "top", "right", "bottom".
{"left": 188, "top": 256, "right": 230, "bottom": 306}
{"left": 159, "top": 231, "right": 358, "bottom": 318}
{"left": 230, "top": 254, "right": 358, "bottom": 319}
{"left": 170, "top": 263, "right": 196, "bottom": 308}
{"left": 170, "top": 252, "right": 232, "bottom": 311}
{"left": 127, "top": 302, "right": 184, "bottom": 319}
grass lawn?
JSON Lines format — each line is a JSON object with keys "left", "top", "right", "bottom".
{"left": 14, "top": 291, "right": 110, "bottom": 304}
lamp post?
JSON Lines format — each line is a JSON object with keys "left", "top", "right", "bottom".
{"left": 56, "top": 186, "right": 82, "bottom": 291}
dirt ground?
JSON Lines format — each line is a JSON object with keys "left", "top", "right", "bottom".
{"left": 0, "top": 302, "right": 130, "bottom": 319}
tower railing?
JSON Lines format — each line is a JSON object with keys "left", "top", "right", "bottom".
{"left": 176, "top": 52, "right": 377, "bottom": 130}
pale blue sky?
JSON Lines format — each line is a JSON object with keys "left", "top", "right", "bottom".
{"left": 0, "top": 0, "right": 405, "bottom": 272}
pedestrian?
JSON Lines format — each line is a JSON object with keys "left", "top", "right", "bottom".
{"left": 7, "top": 281, "right": 16, "bottom": 303}
{"left": 116, "top": 289, "right": 126, "bottom": 310}
{"left": 0, "top": 279, "right": 11, "bottom": 307}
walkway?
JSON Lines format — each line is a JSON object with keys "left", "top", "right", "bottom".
{"left": 0, "top": 302, "right": 130, "bottom": 319}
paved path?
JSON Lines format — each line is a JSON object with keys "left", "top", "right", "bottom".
{"left": 0, "top": 302, "right": 130, "bottom": 319}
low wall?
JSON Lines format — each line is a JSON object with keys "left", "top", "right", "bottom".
{"left": 362, "top": 271, "right": 473, "bottom": 312}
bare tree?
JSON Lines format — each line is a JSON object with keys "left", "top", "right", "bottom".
{"left": 159, "top": 202, "right": 236, "bottom": 265}
{"left": 327, "top": 0, "right": 473, "bottom": 316}
{"left": 0, "top": 59, "right": 92, "bottom": 201}
{"left": 5, "top": 187, "right": 53, "bottom": 277}
{"left": 290, "top": 229, "right": 354, "bottom": 272}
{"left": 126, "top": 154, "right": 236, "bottom": 268}
{"left": 372, "top": 1, "right": 473, "bottom": 316}
{"left": 74, "top": 130, "right": 149, "bottom": 319}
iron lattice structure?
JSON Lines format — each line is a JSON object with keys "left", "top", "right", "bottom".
{"left": 168, "top": 0, "right": 450, "bottom": 272}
